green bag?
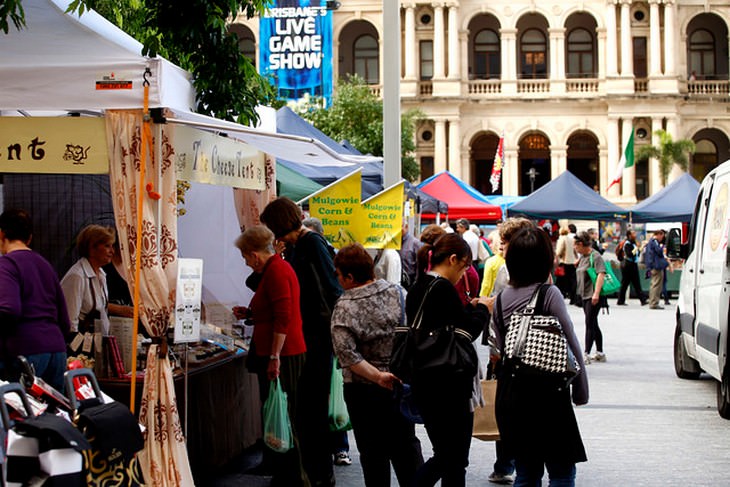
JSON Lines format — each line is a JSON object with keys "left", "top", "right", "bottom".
{"left": 587, "top": 253, "right": 621, "bottom": 296}
{"left": 328, "top": 358, "right": 352, "bottom": 432}
{"left": 263, "top": 378, "right": 293, "bottom": 453}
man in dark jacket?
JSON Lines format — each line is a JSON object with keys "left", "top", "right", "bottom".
{"left": 645, "top": 229, "right": 669, "bottom": 309}
{"left": 616, "top": 229, "right": 647, "bottom": 306}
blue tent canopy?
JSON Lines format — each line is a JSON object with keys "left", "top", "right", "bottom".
{"left": 629, "top": 173, "right": 700, "bottom": 223}
{"left": 276, "top": 107, "right": 384, "bottom": 198}
{"left": 507, "top": 171, "right": 628, "bottom": 220}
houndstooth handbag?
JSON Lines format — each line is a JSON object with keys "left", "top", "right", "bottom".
{"left": 502, "top": 284, "right": 579, "bottom": 381}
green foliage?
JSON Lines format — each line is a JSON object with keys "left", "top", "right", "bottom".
{"left": 295, "top": 75, "right": 422, "bottom": 181}
{"left": 0, "top": 0, "right": 25, "bottom": 34}
{"left": 65, "top": 0, "right": 274, "bottom": 125}
{"left": 635, "top": 129, "right": 696, "bottom": 185}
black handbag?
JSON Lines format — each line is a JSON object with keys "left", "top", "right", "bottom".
{"left": 498, "top": 284, "right": 579, "bottom": 383}
{"left": 390, "top": 278, "right": 478, "bottom": 383}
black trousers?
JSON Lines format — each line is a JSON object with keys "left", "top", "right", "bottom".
{"left": 344, "top": 382, "right": 423, "bottom": 487}
{"left": 582, "top": 298, "right": 603, "bottom": 354}
{"left": 412, "top": 379, "right": 473, "bottom": 487}
{"left": 297, "top": 339, "right": 335, "bottom": 486}
{"left": 617, "top": 262, "right": 646, "bottom": 304}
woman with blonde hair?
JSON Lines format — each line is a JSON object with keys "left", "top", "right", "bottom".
{"left": 61, "top": 224, "right": 126, "bottom": 337}
{"left": 555, "top": 225, "right": 578, "bottom": 303}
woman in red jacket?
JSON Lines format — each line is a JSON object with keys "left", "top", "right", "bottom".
{"left": 233, "top": 225, "right": 309, "bottom": 487}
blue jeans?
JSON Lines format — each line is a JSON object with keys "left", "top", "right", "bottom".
{"left": 514, "top": 460, "right": 576, "bottom": 487}
{"left": 25, "top": 352, "right": 67, "bottom": 393}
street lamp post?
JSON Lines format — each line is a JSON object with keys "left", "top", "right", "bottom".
{"left": 527, "top": 166, "right": 540, "bottom": 193}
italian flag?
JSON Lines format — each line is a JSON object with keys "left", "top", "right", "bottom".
{"left": 608, "top": 129, "right": 634, "bottom": 189}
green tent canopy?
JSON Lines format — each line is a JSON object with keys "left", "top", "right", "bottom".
{"left": 276, "top": 162, "right": 323, "bottom": 201}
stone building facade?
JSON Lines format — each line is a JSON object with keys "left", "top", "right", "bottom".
{"left": 232, "top": 0, "right": 730, "bottom": 201}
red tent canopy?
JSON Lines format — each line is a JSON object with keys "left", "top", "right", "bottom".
{"left": 418, "top": 171, "right": 502, "bottom": 222}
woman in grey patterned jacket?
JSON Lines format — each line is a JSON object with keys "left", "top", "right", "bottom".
{"left": 331, "top": 243, "right": 423, "bottom": 487}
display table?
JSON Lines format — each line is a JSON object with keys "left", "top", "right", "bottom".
{"left": 99, "top": 352, "right": 262, "bottom": 481}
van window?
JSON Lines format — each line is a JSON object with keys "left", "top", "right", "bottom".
{"left": 688, "top": 186, "right": 704, "bottom": 255}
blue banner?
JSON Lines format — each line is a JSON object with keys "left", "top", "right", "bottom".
{"left": 260, "top": 1, "right": 334, "bottom": 106}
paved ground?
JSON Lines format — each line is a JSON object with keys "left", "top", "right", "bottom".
{"left": 210, "top": 299, "right": 730, "bottom": 486}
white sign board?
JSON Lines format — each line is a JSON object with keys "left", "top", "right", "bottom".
{"left": 174, "top": 258, "right": 204, "bottom": 343}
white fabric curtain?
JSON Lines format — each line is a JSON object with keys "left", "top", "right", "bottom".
{"left": 105, "top": 110, "right": 194, "bottom": 486}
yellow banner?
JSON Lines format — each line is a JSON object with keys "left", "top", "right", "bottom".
{"left": 174, "top": 125, "right": 266, "bottom": 190}
{"left": 360, "top": 182, "right": 404, "bottom": 249}
{"left": 309, "top": 171, "right": 362, "bottom": 248}
{"left": 0, "top": 117, "right": 108, "bottom": 174}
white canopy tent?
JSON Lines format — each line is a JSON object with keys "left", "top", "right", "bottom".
{"left": 1, "top": 1, "right": 385, "bottom": 485}
{"left": 0, "top": 0, "right": 383, "bottom": 168}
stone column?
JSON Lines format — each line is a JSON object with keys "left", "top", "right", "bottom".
{"left": 460, "top": 30, "right": 469, "bottom": 81}
{"left": 448, "top": 119, "right": 462, "bottom": 178}
{"left": 433, "top": 2, "right": 446, "bottom": 80}
{"left": 620, "top": 0, "right": 633, "bottom": 77}
{"left": 664, "top": 0, "right": 676, "bottom": 76}
{"left": 505, "top": 149, "right": 519, "bottom": 196}
{"left": 404, "top": 3, "right": 417, "bottom": 80}
{"left": 435, "top": 118, "right": 448, "bottom": 173}
{"left": 552, "top": 145, "right": 568, "bottom": 178}
{"left": 501, "top": 28, "right": 518, "bottom": 94}
{"left": 597, "top": 28, "right": 607, "bottom": 79}
{"left": 447, "top": 3, "right": 460, "bottom": 80}
{"left": 649, "top": 0, "right": 662, "bottom": 76}
{"left": 607, "top": 117, "right": 621, "bottom": 198}
{"left": 621, "top": 120, "right": 636, "bottom": 201}
{"left": 665, "top": 117, "right": 682, "bottom": 183}
{"left": 651, "top": 117, "right": 664, "bottom": 193}
{"left": 606, "top": 0, "right": 618, "bottom": 77}
{"left": 552, "top": 27, "right": 566, "bottom": 93}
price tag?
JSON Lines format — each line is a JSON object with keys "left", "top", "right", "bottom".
{"left": 94, "top": 333, "right": 103, "bottom": 353}
{"left": 69, "top": 333, "right": 84, "bottom": 352}
{"left": 82, "top": 333, "right": 93, "bottom": 353}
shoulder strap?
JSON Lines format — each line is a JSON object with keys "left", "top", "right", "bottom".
{"left": 397, "top": 286, "right": 405, "bottom": 326}
{"left": 374, "top": 249, "right": 384, "bottom": 266}
{"left": 535, "top": 283, "right": 551, "bottom": 316}
{"left": 410, "top": 278, "right": 440, "bottom": 330}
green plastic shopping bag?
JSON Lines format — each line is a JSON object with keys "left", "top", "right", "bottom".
{"left": 587, "top": 253, "right": 621, "bottom": 296}
{"left": 328, "top": 358, "right": 352, "bottom": 432}
{"left": 263, "top": 378, "right": 293, "bottom": 453}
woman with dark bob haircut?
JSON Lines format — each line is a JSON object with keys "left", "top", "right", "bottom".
{"left": 260, "top": 197, "right": 342, "bottom": 487}
{"left": 492, "top": 226, "right": 589, "bottom": 486}
{"left": 404, "top": 233, "right": 489, "bottom": 486}
{"left": 0, "top": 209, "right": 71, "bottom": 391}
{"left": 331, "top": 244, "right": 423, "bottom": 486}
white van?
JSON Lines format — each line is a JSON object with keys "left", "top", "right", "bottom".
{"left": 672, "top": 160, "right": 730, "bottom": 418}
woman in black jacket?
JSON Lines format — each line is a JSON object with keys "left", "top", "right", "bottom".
{"left": 406, "top": 233, "right": 490, "bottom": 486}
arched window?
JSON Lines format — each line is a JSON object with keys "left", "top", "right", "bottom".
{"left": 689, "top": 29, "right": 716, "bottom": 79}
{"left": 520, "top": 29, "right": 547, "bottom": 79}
{"left": 238, "top": 37, "right": 256, "bottom": 66}
{"left": 354, "top": 35, "right": 379, "bottom": 84}
{"left": 567, "top": 28, "right": 594, "bottom": 78}
{"left": 473, "top": 29, "right": 501, "bottom": 79}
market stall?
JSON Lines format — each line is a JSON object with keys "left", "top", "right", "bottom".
{"left": 1, "top": 1, "right": 383, "bottom": 484}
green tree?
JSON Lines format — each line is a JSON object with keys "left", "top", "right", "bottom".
{"left": 63, "top": 0, "right": 276, "bottom": 125}
{"left": 636, "top": 129, "right": 696, "bottom": 185}
{"left": 0, "top": 0, "right": 24, "bottom": 34}
{"left": 295, "top": 75, "right": 422, "bottom": 182}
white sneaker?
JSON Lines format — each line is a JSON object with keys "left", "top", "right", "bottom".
{"left": 593, "top": 352, "right": 606, "bottom": 362}
{"left": 583, "top": 354, "right": 593, "bottom": 365}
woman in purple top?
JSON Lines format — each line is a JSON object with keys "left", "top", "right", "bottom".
{"left": 492, "top": 226, "right": 588, "bottom": 487}
{"left": 0, "top": 209, "right": 70, "bottom": 391}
